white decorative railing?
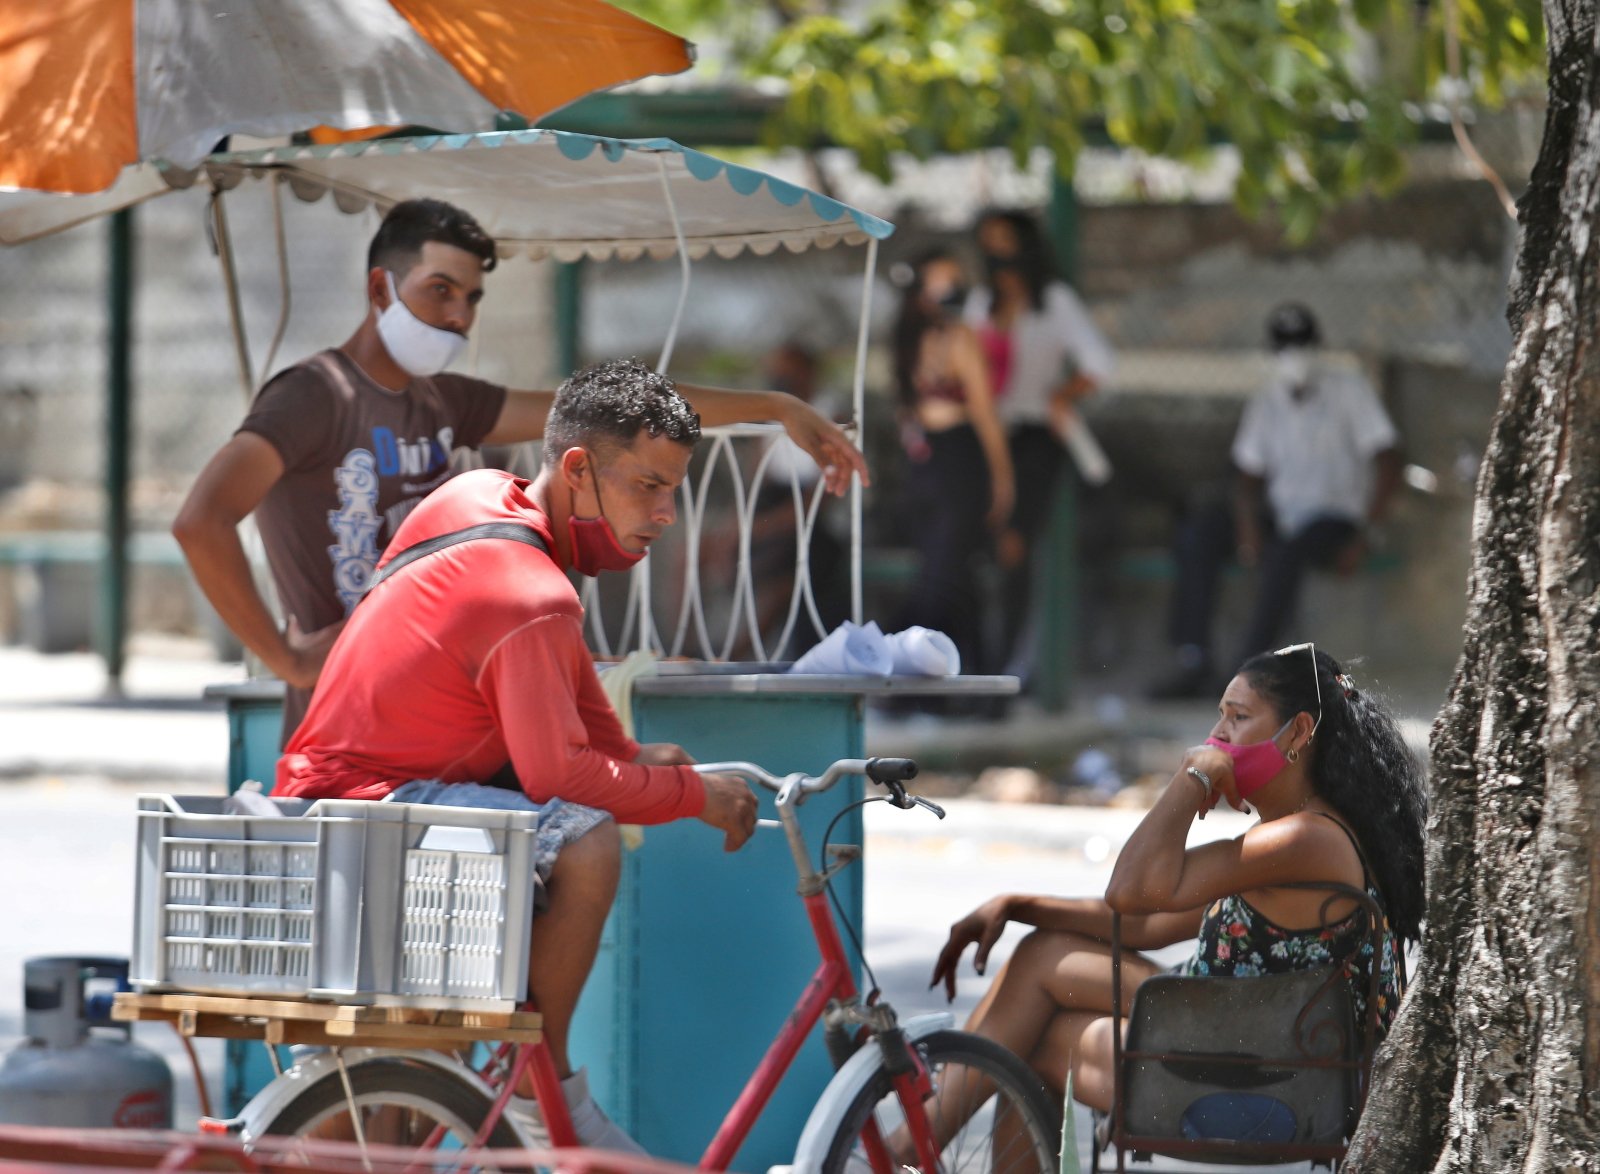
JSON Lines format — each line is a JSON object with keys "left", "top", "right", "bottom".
{"left": 586, "top": 423, "right": 846, "bottom": 663}
{"left": 494, "top": 422, "right": 852, "bottom": 664}
{"left": 573, "top": 222, "right": 878, "bottom": 664}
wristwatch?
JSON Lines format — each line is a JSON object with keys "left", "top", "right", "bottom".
{"left": 1185, "top": 765, "right": 1214, "bottom": 802}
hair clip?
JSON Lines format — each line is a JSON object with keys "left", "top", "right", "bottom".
{"left": 1335, "top": 672, "right": 1356, "bottom": 698}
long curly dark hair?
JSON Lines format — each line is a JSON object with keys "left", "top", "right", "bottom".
{"left": 892, "top": 250, "right": 956, "bottom": 412}
{"left": 1236, "top": 646, "right": 1427, "bottom": 943}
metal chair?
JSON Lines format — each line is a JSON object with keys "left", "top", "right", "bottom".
{"left": 1092, "top": 882, "right": 1387, "bottom": 1172}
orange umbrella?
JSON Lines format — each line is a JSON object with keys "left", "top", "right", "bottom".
{"left": 0, "top": 0, "right": 693, "bottom": 195}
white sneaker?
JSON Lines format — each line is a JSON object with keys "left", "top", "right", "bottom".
{"left": 503, "top": 1068, "right": 646, "bottom": 1155}
{"left": 562, "top": 1067, "right": 647, "bottom": 1155}
{"left": 503, "top": 1093, "right": 549, "bottom": 1149}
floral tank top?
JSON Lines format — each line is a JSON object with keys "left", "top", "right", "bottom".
{"left": 1181, "top": 817, "right": 1406, "bottom": 1038}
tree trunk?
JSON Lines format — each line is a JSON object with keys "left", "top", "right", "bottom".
{"left": 1345, "top": 0, "right": 1600, "bottom": 1168}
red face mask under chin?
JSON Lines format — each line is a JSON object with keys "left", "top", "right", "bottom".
{"left": 566, "top": 453, "right": 647, "bottom": 577}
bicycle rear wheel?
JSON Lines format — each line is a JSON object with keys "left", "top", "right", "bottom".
{"left": 822, "top": 1030, "right": 1060, "bottom": 1174}
{"left": 254, "top": 1055, "right": 525, "bottom": 1150}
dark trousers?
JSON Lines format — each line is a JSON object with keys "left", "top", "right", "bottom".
{"left": 1169, "top": 500, "right": 1359, "bottom": 668}
{"left": 897, "top": 423, "right": 991, "bottom": 674}
{"left": 991, "top": 423, "right": 1065, "bottom": 675}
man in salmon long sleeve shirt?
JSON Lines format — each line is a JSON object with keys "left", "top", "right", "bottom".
{"left": 277, "top": 359, "right": 759, "bottom": 1151}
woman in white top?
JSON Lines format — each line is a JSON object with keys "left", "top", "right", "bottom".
{"left": 966, "top": 209, "right": 1115, "bottom": 677}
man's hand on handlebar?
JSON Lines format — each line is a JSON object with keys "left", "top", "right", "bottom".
{"left": 698, "top": 774, "right": 759, "bottom": 852}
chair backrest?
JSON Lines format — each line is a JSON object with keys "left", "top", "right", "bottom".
{"left": 1106, "top": 882, "right": 1385, "bottom": 1168}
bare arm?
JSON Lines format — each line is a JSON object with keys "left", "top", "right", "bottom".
{"left": 481, "top": 388, "right": 552, "bottom": 446}
{"left": 171, "top": 433, "right": 339, "bottom": 688}
{"left": 1103, "top": 747, "right": 1360, "bottom": 916}
{"left": 929, "top": 890, "right": 1201, "bottom": 1002}
{"left": 1051, "top": 371, "right": 1100, "bottom": 408}
{"left": 485, "top": 383, "right": 870, "bottom": 495}
{"left": 1000, "top": 894, "right": 1203, "bottom": 948}
{"left": 950, "top": 325, "right": 1016, "bottom": 528}
{"left": 1233, "top": 470, "right": 1267, "bottom": 567}
{"left": 1367, "top": 447, "right": 1403, "bottom": 525}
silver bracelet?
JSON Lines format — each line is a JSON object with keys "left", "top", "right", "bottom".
{"left": 1185, "top": 765, "right": 1214, "bottom": 802}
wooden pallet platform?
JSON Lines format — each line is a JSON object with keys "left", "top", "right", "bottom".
{"left": 113, "top": 992, "right": 542, "bottom": 1048}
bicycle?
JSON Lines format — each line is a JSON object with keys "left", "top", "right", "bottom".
{"left": 198, "top": 757, "right": 1062, "bottom": 1173}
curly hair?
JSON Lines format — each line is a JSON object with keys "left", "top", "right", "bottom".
{"left": 368, "top": 198, "right": 498, "bottom": 275}
{"left": 542, "top": 359, "right": 701, "bottom": 467}
{"left": 1236, "top": 647, "right": 1427, "bottom": 943}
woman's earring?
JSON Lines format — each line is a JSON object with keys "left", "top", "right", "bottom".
{"left": 1286, "top": 745, "right": 1301, "bottom": 764}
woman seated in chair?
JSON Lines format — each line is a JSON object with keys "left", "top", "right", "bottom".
{"left": 931, "top": 644, "right": 1425, "bottom": 1112}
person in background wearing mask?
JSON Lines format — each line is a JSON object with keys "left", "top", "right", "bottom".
{"left": 276, "top": 359, "right": 760, "bottom": 1152}
{"left": 927, "top": 644, "right": 1422, "bottom": 1124}
{"left": 1149, "top": 303, "right": 1402, "bottom": 700}
{"left": 893, "top": 251, "right": 1015, "bottom": 679}
{"left": 173, "top": 199, "right": 869, "bottom": 742}
{"left": 965, "top": 208, "right": 1116, "bottom": 685}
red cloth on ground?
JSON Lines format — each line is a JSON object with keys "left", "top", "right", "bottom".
{"left": 276, "top": 469, "right": 705, "bottom": 825}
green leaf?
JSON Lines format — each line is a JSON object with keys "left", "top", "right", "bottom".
{"left": 626, "top": 0, "right": 1545, "bottom": 239}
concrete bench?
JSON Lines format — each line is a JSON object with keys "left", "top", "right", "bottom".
{"left": 0, "top": 530, "right": 191, "bottom": 653}
{"left": 1097, "top": 543, "right": 1407, "bottom": 672}
{"left": 1112, "top": 545, "right": 1403, "bottom": 581}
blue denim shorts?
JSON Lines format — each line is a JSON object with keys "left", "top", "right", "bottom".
{"left": 386, "top": 780, "right": 611, "bottom": 908}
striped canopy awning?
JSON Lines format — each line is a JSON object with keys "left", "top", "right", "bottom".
{"left": 0, "top": 130, "right": 895, "bottom": 258}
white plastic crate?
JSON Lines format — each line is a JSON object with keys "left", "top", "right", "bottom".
{"left": 130, "top": 795, "right": 539, "bottom": 1008}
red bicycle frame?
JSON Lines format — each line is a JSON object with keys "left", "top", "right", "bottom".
{"left": 467, "top": 758, "right": 944, "bottom": 1172}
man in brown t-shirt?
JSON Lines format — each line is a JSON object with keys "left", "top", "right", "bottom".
{"left": 173, "top": 199, "right": 869, "bottom": 740}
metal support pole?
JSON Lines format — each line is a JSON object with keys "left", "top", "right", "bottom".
{"left": 1049, "top": 171, "right": 1081, "bottom": 289}
{"left": 100, "top": 208, "right": 135, "bottom": 693}
{"left": 553, "top": 260, "right": 583, "bottom": 378}
{"left": 209, "top": 190, "right": 256, "bottom": 399}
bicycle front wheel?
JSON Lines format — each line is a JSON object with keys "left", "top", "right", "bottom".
{"left": 254, "top": 1055, "right": 525, "bottom": 1149}
{"left": 822, "top": 1030, "right": 1060, "bottom": 1174}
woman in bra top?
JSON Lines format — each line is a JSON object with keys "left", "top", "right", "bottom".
{"left": 929, "top": 643, "right": 1425, "bottom": 1115}
{"left": 889, "top": 252, "right": 1015, "bottom": 672}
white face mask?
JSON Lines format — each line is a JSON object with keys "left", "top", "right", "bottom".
{"left": 376, "top": 271, "right": 467, "bottom": 377}
{"left": 1274, "top": 347, "right": 1313, "bottom": 388}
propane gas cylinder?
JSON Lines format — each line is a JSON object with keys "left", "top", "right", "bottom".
{"left": 0, "top": 956, "right": 172, "bottom": 1127}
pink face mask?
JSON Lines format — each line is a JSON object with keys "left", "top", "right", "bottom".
{"left": 566, "top": 451, "right": 647, "bottom": 577}
{"left": 1205, "top": 719, "right": 1295, "bottom": 798}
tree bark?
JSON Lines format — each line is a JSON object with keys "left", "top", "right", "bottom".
{"left": 1346, "top": 0, "right": 1600, "bottom": 1168}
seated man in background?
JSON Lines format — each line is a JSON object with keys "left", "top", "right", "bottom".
{"left": 1149, "top": 304, "right": 1401, "bottom": 699}
{"left": 275, "top": 359, "right": 760, "bottom": 1151}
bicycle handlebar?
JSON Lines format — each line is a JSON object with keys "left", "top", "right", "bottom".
{"left": 693, "top": 757, "right": 943, "bottom": 819}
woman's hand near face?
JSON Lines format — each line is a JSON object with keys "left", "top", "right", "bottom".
{"left": 929, "top": 895, "right": 1013, "bottom": 1002}
{"left": 1180, "top": 744, "right": 1247, "bottom": 818}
